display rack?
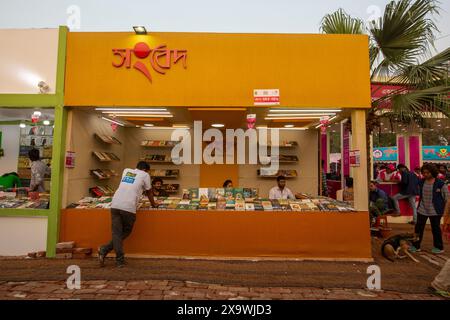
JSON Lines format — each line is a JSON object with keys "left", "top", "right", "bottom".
{"left": 94, "top": 133, "right": 122, "bottom": 145}
{"left": 92, "top": 151, "right": 120, "bottom": 162}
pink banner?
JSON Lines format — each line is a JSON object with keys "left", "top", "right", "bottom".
{"left": 397, "top": 136, "right": 405, "bottom": 165}
{"left": 321, "top": 133, "right": 328, "bottom": 173}
{"left": 343, "top": 127, "right": 350, "bottom": 176}
{"left": 409, "top": 136, "right": 420, "bottom": 170}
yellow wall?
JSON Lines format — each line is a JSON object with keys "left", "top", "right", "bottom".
{"left": 65, "top": 32, "right": 371, "bottom": 108}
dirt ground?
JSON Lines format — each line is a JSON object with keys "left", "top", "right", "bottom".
{"left": 0, "top": 223, "right": 448, "bottom": 294}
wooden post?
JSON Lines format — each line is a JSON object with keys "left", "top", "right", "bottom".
{"left": 351, "top": 109, "right": 368, "bottom": 211}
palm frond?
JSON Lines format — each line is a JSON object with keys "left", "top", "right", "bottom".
{"left": 369, "top": 0, "right": 439, "bottom": 79}
{"left": 320, "top": 8, "right": 365, "bottom": 34}
{"left": 391, "top": 47, "right": 450, "bottom": 88}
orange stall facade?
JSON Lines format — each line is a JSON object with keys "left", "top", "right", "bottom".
{"left": 61, "top": 31, "right": 372, "bottom": 261}
{"left": 60, "top": 209, "right": 372, "bottom": 261}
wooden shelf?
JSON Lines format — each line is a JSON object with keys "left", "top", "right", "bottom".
{"left": 92, "top": 152, "right": 120, "bottom": 162}
{"left": 258, "top": 175, "right": 297, "bottom": 179}
{"left": 94, "top": 133, "right": 122, "bottom": 145}
{"left": 152, "top": 175, "right": 179, "bottom": 179}
{"left": 143, "top": 160, "right": 174, "bottom": 164}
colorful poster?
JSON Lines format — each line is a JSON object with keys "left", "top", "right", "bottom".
{"left": 373, "top": 147, "right": 398, "bottom": 162}
{"left": 423, "top": 146, "right": 450, "bottom": 161}
{"left": 349, "top": 150, "right": 360, "bottom": 167}
{"left": 342, "top": 127, "right": 350, "bottom": 176}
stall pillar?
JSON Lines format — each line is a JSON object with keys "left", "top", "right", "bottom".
{"left": 321, "top": 131, "right": 329, "bottom": 173}
{"left": 408, "top": 133, "right": 422, "bottom": 170}
{"left": 46, "top": 26, "right": 68, "bottom": 257}
{"left": 397, "top": 134, "right": 406, "bottom": 166}
{"left": 351, "top": 110, "right": 368, "bottom": 211}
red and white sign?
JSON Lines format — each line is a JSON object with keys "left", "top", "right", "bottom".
{"left": 253, "top": 89, "right": 280, "bottom": 106}
{"left": 350, "top": 150, "right": 361, "bottom": 167}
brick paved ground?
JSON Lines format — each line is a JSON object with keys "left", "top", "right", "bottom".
{"left": 0, "top": 280, "right": 443, "bottom": 300}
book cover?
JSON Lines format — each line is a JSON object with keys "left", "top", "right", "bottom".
{"left": 225, "top": 200, "right": 235, "bottom": 210}
{"left": 245, "top": 203, "right": 255, "bottom": 211}
{"left": 235, "top": 200, "right": 245, "bottom": 211}
{"left": 289, "top": 203, "right": 301, "bottom": 211}
{"left": 198, "top": 188, "right": 209, "bottom": 200}
{"left": 207, "top": 188, "right": 217, "bottom": 200}
{"left": 254, "top": 203, "right": 264, "bottom": 211}
{"left": 216, "top": 200, "right": 226, "bottom": 210}
{"left": 243, "top": 188, "right": 252, "bottom": 199}
{"left": 189, "top": 188, "right": 199, "bottom": 200}
{"left": 176, "top": 204, "right": 190, "bottom": 210}
{"left": 262, "top": 201, "right": 273, "bottom": 211}
{"left": 207, "top": 202, "right": 217, "bottom": 210}
{"left": 224, "top": 188, "right": 234, "bottom": 200}
{"left": 233, "top": 188, "right": 244, "bottom": 200}
{"left": 270, "top": 200, "right": 281, "bottom": 210}
{"left": 198, "top": 204, "right": 208, "bottom": 210}
{"left": 179, "top": 200, "right": 190, "bottom": 205}
{"left": 251, "top": 188, "right": 259, "bottom": 198}
{"left": 215, "top": 188, "right": 225, "bottom": 198}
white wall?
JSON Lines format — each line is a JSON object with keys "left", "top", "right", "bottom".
{"left": 0, "top": 217, "right": 47, "bottom": 256}
{"left": 0, "top": 125, "right": 20, "bottom": 175}
{"left": 0, "top": 29, "right": 59, "bottom": 94}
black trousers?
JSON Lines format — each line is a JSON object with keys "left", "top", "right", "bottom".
{"left": 413, "top": 213, "right": 444, "bottom": 250}
{"left": 100, "top": 208, "right": 136, "bottom": 262}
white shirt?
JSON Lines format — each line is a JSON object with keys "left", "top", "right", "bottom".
{"left": 269, "top": 186, "right": 295, "bottom": 200}
{"left": 111, "top": 168, "right": 151, "bottom": 213}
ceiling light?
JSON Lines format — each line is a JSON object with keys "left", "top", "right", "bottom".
{"left": 269, "top": 109, "right": 341, "bottom": 113}
{"left": 95, "top": 108, "right": 167, "bottom": 111}
{"left": 144, "top": 124, "right": 154, "bottom": 127}
{"left": 19, "top": 123, "right": 26, "bottom": 128}
{"left": 135, "top": 125, "right": 140, "bottom": 128}
{"left": 212, "top": 124, "right": 225, "bottom": 128}
{"left": 284, "top": 124, "right": 294, "bottom": 128}
{"left": 266, "top": 117, "right": 323, "bottom": 120}
{"left": 267, "top": 113, "right": 336, "bottom": 117}
{"left": 33, "top": 111, "right": 42, "bottom": 117}
{"left": 111, "top": 114, "right": 173, "bottom": 118}
{"left": 172, "top": 124, "right": 189, "bottom": 128}
{"left": 43, "top": 120, "right": 50, "bottom": 126}
{"left": 101, "top": 117, "right": 125, "bottom": 126}
{"left": 141, "top": 126, "right": 181, "bottom": 130}
{"left": 133, "top": 26, "right": 147, "bottom": 35}
{"left": 101, "top": 111, "right": 171, "bottom": 115}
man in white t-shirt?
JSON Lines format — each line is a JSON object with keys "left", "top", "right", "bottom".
{"left": 98, "top": 161, "right": 157, "bottom": 268}
{"left": 269, "top": 175, "right": 296, "bottom": 200}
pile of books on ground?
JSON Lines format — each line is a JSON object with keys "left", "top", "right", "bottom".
{"left": 90, "top": 169, "right": 119, "bottom": 179}
{"left": 92, "top": 151, "right": 120, "bottom": 161}
{"left": 141, "top": 140, "right": 178, "bottom": 147}
{"left": 27, "top": 241, "right": 93, "bottom": 259}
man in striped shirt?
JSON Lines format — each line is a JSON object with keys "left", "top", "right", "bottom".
{"left": 410, "top": 164, "right": 450, "bottom": 254}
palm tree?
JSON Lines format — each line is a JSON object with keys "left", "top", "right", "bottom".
{"left": 320, "top": 0, "right": 449, "bottom": 129}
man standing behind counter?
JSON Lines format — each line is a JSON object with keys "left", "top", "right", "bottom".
{"left": 269, "top": 175, "right": 296, "bottom": 200}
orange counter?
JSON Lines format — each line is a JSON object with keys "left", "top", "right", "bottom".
{"left": 60, "top": 209, "right": 372, "bottom": 261}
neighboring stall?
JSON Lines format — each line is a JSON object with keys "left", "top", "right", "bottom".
{"left": 0, "top": 27, "right": 68, "bottom": 257}
{"left": 59, "top": 31, "right": 372, "bottom": 260}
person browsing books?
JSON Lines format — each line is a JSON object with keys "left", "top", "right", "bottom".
{"left": 28, "top": 149, "right": 51, "bottom": 192}
{"left": 0, "top": 172, "right": 22, "bottom": 190}
{"left": 98, "top": 161, "right": 157, "bottom": 268}
{"left": 269, "top": 176, "right": 295, "bottom": 200}
{"left": 223, "top": 179, "right": 233, "bottom": 188}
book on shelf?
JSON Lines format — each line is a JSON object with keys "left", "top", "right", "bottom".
{"left": 224, "top": 188, "right": 234, "bottom": 200}
{"left": 189, "top": 188, "right": 199, "bottom": 200}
